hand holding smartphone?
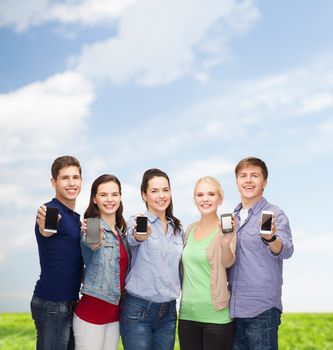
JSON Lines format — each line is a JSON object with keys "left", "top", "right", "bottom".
{"left": 86, "top": 217, "right": 101, "bottom": 244}
{"left": 44, "top": 207, "right": 59, "bottom": 233}
{"left": 136, "top": 216, "right": 148, "bottom": 235}
{"left": 220, "top": 213, "right": 234, "bottom": 233}
{"left": 260, "top": 211, "right": 273, "bottom": 234}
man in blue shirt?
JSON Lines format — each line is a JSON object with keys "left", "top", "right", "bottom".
{"left": 229, "top": 157, "right": 294, "bottom": 350}
{"left": 31, "top": 155, "right": 84, "bottom": 350}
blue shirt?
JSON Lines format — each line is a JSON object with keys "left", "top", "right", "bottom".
{"left": 33, "top": 198, "right": 83, "bottom": 302}
{"left": 228, "top": 198, "right": 294, "bottom": 318}
{"left": 125, "top": 211, "right": 184, "bottom": 303}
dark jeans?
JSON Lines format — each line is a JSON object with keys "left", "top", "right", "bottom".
{"left": 30, "top": 295, "right": 76, "bottom": 350}
{"left": 233, "top": 307, "right": 281, "bottom": 350}
{"left": 178, "top": 319, "right": 235, "bottom": 350}
{"left": 120, "top": 293, "right": 177, "bottom": 350}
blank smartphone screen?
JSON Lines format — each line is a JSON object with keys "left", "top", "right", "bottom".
{"left": 136, "top": 216, "right": 148, "bottom": 233}
{"left": 86, "top": 218, "right": 100, "bottom": 244}
{"left": 45, "top": 207, "right": 58, "bottom": 232}
{"left": 221, "top": 215, "right": 233, "bottom": 230}
{"left": 261, "top": 213, "right": 272, "bottom": 231}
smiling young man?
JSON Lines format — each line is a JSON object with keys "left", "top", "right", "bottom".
{"left": 228, "top": 157, "right": 294, "bottom": 350}
{"left": 31, "top": 156, "right": 84, "bottom": 350}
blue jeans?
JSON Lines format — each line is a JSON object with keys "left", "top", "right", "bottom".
{"left": 120, "top": 293, "right": 177, "bottom": 350}
{"left": 30, "top": 295, "right": 76, "bottom": 350}
{"left": 233, "top": 308, "right": 281, "bottom": 350}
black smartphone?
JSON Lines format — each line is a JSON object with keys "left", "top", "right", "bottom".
{"left": 220, "top": 213, "right": 233, "bottom": 233}
{"left": 136, "top": 216, "right": 148, "bottom": 234}
{"left": 260, "top": 211, "right": 273, "bottom": 234}
{"left": 44, "top": 207, "right": 59, "bottom": 233}
{"left": 86, "top": 217, "right": 100, "bottom": 244}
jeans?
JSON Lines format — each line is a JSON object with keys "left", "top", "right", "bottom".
{"left": 178, "top": 319, "right": 234, "bottom": 350}
{"left": 30, "top": 295, "right": 76, "bottom": 350}
{"left": 233, "top": 308, "right": 281, "bottom": 350}
{"left": 120, "top": 293, "right": 177, "bottom": 350}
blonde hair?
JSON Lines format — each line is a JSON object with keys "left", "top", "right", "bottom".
{"left": 194, "top": 176, "right": 224, "bottom": 199}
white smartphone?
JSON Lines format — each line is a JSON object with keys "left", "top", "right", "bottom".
{"left": 86, "top": 217, "right": 101, "bottom": 244}
{"left": 260, "top": 210, "right": 273, "bottom": 234}
{"left": 44, "top": 207, "right": 59, "bottom": 233}
{"left": 220, "top": 213, "right": 233, "bottom": 233}
{"left": 136, "top": 216, "right": 148, "bottom": 235}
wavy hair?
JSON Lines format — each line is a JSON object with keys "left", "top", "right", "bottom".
{"left": 84, "top": 174, "right": 126, "bottom": 233}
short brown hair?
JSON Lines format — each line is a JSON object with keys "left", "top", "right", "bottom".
{"left": 235, "top": 157, "right": 268, "bottom": 180}
{"left": 51, "top": 155, "right": 82, "bottom": 180}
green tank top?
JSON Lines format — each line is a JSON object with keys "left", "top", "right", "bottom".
{"left": 179, "top": 225, "right": 232, "bottom": 324}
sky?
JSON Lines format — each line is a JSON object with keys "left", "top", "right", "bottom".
{"left": 0, "top": 0, "right": 332, "bottom": 313}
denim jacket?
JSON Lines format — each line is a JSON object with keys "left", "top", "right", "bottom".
{"left": 80, "top": 219, "right": 130, "bottom": 304}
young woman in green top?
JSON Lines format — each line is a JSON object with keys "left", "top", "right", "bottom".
{"left": 178, "top": 176, "right": 236, "bottom": 350}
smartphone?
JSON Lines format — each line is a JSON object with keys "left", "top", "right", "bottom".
{"left": 44, "top": 207, "right": 59, "bottom": 233}
{"left": 86, "top": 217, "right": 101, "bottom": 244}
{"left": 136, "top": 216, "right": 148, "bottom": 234}
{"left": 220, "top": 213, "right": 233, "bottom": 233}
{"left": 260, "top": 211, "right": 273, "bottom": 234}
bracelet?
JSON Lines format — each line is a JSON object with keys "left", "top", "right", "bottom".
{"left": 261, "top": 235, "right": 277, "bottom": 244}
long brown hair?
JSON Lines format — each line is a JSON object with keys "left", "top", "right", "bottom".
{"left": 84, "top": 174, "right": 126, "bottom": 233}
{"left": 140, "top": 168, "right": 182, "bottom": 234}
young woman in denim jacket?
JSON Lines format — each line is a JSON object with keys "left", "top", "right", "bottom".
{"left": 120, "top": 168, "right": 183, "bottom": 350}
{"left": 73, "top": 174, "right": 130, "bottom": 350}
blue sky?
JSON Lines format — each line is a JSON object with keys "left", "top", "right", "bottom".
{"left": 0, "top": 0, "right": 332, "bottom": 312}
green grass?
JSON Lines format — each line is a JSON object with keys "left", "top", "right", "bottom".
{"left": 0, "top": 313, "right": 332, "bottom": 349}
{"left": 279, "top": 313, "right": 333, "bottom": 350}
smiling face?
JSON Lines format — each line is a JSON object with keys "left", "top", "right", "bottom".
{"left": 52, "top": 165, "right": 82, "bottom": 209}
{"left": 194, "top": 179, "right": 223, "bottom": 216}
{"left": 142, "top": 176, "right": 171, "bottom": 216}
{"left": 236, "top": 165, "right": 267, "bottom": 207}
{"left": 93, "top": 181, "right": 121, "bottom": 220}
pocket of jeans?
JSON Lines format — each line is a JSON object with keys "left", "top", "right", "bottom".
{"left": 44, "top": 301, "right": 72, "bottom": 317}
{"left": 124, "top": 302, "right": 146, "bottom": 321}
{"left": 31, "top": 296, "right": 44, "bottom": 308}
{"left": 59, "top": 303, "right": 73, "bottom": 318}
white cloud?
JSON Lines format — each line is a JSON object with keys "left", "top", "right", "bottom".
{"left": 172, "top": 158, "right": 234, "bottom": 186}
{"left": 76, "top": 55, "right": 333, "bottom": 175}
{"left": 1, "top": 1, "right": 260, "bottom": 86}
{"left": 309, "top": 117, "right": 333, "bottom": 153}
{"left": 0, "top": 0, "right": 136, "bottom": 31}
{"left": 0, "top": 213, "right": 35, "bottom": 264}
{"left": 48, "top": 0, "right": 137, "bottom": 26}
{"left": 0, "top": 70, "right": 95, "bottom": 265}
{"left": 0, "top": 0, "right": 48, "bottom": 32}
{"left": 293, "top": 229, "right": 333, "bottom": 253}
{"left": 187, "top": 64, "right": 333, "bottom": 128}
{"left": 162, "top": 56, "right": 333, "bottom": 160}
{"left": 73, "top": 0, "right": 259, "bottom": 85}
{"left": 0, "top": 70, "right": 95, "bottom": 165}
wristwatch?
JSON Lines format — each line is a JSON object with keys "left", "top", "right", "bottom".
{"left": 261, "top": 235, "right": 277, "bottom": 244}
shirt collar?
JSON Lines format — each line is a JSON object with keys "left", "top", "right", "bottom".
{"left": 100, "top": 218, "right": 122, "bottom": 235}
{"left": 52, "top": 197, "right": 79, "bottom": 216}
{"left": 234, "top": 197, "right": 268, "bottom": 215}
{"left": 145, "top": 210, "right": 175, "bottom": 226}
